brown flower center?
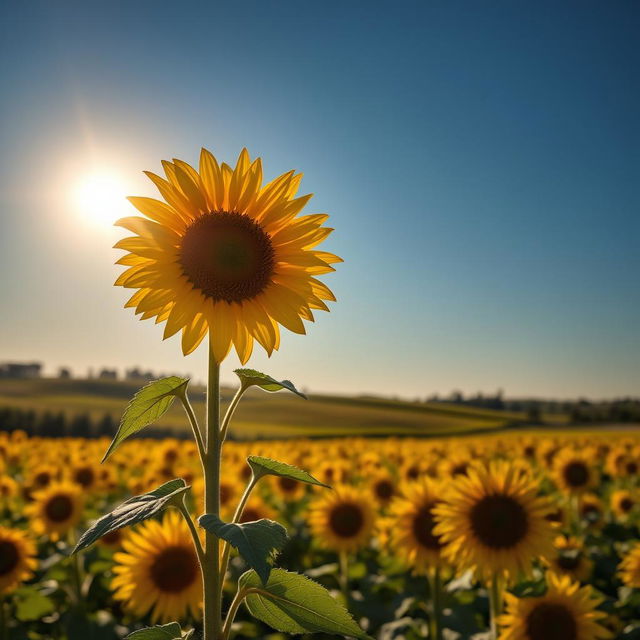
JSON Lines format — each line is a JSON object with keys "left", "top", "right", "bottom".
{"left": 0, "top": 541, "right": 19, "bottom": 576}
{"left": 45, "top": 495, "right": 74, "bottom": 523}
{"left": 240, "top": 507, "right": 262, "bottom": 523}
{"left": 149, "top": 545, "right": 199, "bottom": 593}
{"left": 34, "top": 471, "right": 51, "bottom": 487}
{"left": 374, "top": 479, "right": 394, "bottom": 501}
{"left": 525, "top": 603, "right": 577, "bottom": 640}
{"left": 557, "top": 552, "right": 580, "bottom": 571}
{"left": 562, "top": 462, "right": 589, "bottom": 488}
{"left": 412, "top": 502, "right": 442, "bottom": 550}
{"left": 329, "top": 502, "right": 365, "bottom": 538}
{"left": 278, "top": 477, "right": 299, "bottom": 494}
{"left": 180, "top": 211, "right": 274, "bottom": 303}
{"left": 620, "top": 497, "right": 634, "bottom": 512}
{"left": 74, "top": 467, "right": 95, "bottom": 488}
{"left": 469, "top": 494, "right": 528, "bottom": 549}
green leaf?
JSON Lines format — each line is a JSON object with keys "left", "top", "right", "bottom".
{"left": 102, "top": 376, "right": 189, "bottom": 462}
{"left": 74, "top": 479, "right": 188, "bottom": 554}
{"left": 199, "top": 515, "right": 287, "bottom": 584}
{"left": 234, "top": 368, "right": 306, "bottom": 398}
{"left": 239, "top": 568, "right": 372, "bottom": 639}
{"left": 14, "top": 587, "right": 55, "bottom": 622}
{"left": 247, "top": 456, "right": 330, "bottom": 488}
{"left": 127, "top": 623, "right": 193, "bottom": 640}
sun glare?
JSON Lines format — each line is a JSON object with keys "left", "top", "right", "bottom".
{"left": 73, "top": 171, "right": 128, "bottom": 226}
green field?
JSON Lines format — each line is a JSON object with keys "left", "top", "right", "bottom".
{"left": 0, "top": 377, "right": 569, "bottom": 439}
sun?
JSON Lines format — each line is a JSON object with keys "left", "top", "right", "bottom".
{"left": 73, "top": 171, "right": 128, "bottom": 226}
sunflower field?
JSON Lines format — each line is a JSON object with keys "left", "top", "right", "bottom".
{"left": 1, "top": 429, "right": 639, "bottom": 640}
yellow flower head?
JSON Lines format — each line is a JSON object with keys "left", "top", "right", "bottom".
{"left": 111, "top": 510, "right": 202, "bottom": 624}
{"left": 433, "top": 461, "right": 555, "bottom": 582}
{"left": 0, "top": 527, "right": 37, "bottom": 593}
{"left": 308, "top": 485, "right": 375, "bottom": 554}
{"left": 25, "top": 482, "right": 84, "bottom": 541}
{"left": 618, "top": 542, "right": 640, "bottom": 589}
{"left": 115, "top": 148, "right": 341, "bottom": 362}
{"left": 498, "top": 572, "right": 611, "bottom": 640}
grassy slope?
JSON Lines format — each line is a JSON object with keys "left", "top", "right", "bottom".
{"left": 0, "top": 378, "right": 561, "bottom": 439}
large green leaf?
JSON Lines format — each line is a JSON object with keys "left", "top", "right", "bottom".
{"left": 199, "top": 515, "right": 287, "bottom": 584}
{"left": 247, "top": 456, "right": 330, "bottom": 488}
{"left": 14, "top": 587, "right": 55, "bottom": 622}
{"left": 239, "top": 569, "right": 372, "bottom": 639}
{"left": 234, "top": 368, "right": 306, "bottom": 398}
{"left": 73, "top": 479, "right": 188, "bottom": 554}
{"left": 127, "top": 623, "right": 194, "bottom": 639}
{"left": 102, "top": 376, "right": 189, "bottom": 462}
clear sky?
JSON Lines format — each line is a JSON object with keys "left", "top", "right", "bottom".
{"left": 1, "top": 1, "right": 638, "bottom": 399}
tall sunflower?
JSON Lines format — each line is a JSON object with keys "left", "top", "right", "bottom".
{"left": 115, "top": 148, "right": 341, "bottom": 362}
{"left": 433, "top": 461, "right": 554, "bottom": 582}
{"left": 0, "top": 527, "right": 37, "bottom": 593}
{"left": 552, "top": 449, "right": 598, "bottom": 495}
{"left": 111, "top": 510, "right": 202, "bottom": 624}
{"left": 498, "top": 572, "right": 611, "bottom": 640}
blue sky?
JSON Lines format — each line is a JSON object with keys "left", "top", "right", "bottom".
{"left": 1, "top": 1, "right": 638, "bottom": 399}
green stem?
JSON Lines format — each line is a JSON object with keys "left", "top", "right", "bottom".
{"left": 339, "top": 551, "right": 349, "bottom": 604}
{"left": 203, "top": 338, "right": 222, "bottom": 640}
{"left": 220, "top": 385, "right": 248, "bottom": 442}
{"left": 428, "top": 567, "right": 443, "bottom": 640}
{"left": 68, "top": 530, "right": 83, "bottom": 607}
{"left": 489, "top": 573, "right": 503, "bottom": 639}
{"left": 221, "top": 587, "right": 248, "bottom": 640}
{"left": 178, "top": 392, "right": 206, "bottom": 462}
{"left": 176, "top": 502, "right": 205, "bottom": 567}
{"left": 218, "top": 476, "right": 258, "bottom": 601}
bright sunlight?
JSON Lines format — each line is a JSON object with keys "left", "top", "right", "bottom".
{"left": 72, "top": 171, "right": 128, "bottom": 226}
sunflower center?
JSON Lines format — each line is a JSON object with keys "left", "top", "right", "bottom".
{"left": 179, "top": 211, "right": 275, "bottom": 303}
{"left": 0, "top": 541, "right": 19, "bottom": 576}
{"left": 149, "top": 545, "right": 199, "bottom": 593}
{"left": 329, "top": 503, "right": 365, "bottom": 538}
{"left": 469, "top": 494, "right": 528, "bottom": 549}
{"left": 74, "top": 467, "right": 94, "bottom": 488}
{"left": 412, "top": 502, "right": 442, "bottom": 550}
{"left": 374, "top": 479, "right": 394, "bottom": 501}
{"left": 562, "top": 462, "right": 589, "bottom": 488}
{"left": 45, "top": 495, "right": 74, "bottom": 523}
{"left": 240, "top": 507, "right": 261, "bottom": 523}
{"left": 525, "top": 602, "right": 577, "bottom": 640}
{"left": 620, "top": 497, "right": 634, "bottom": 512}
{"left": 34, "top": 472, "right": 51, "bottom": 487}
{"left": 278, "top": 477, "right": 299, "bottom": 494}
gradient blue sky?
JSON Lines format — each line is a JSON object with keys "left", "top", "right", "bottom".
{"left": 1, "top": 1, "right": 638, "bottom": 399}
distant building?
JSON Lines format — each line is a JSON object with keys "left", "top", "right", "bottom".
{"left": 58, "top": 367, "right": 72, "bottom": 379}
{"left": 0, "top": 362, "right": 42, "bottom": 379}
{"left": 98, "top": 368, "right": 118, "bottom": 380}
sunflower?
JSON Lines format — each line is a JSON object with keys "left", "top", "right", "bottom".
{"left": 610, "top": 489, "right": 637, "bottom": 519}
{"left": 238, "top": 496, "right": 276, "bottom": 524}
{"left": 579, "top": 494, "right": 604, "bottom": 529}
{"left": 369, "top": 470, "right": 398, "bottom": 507}
{"left": 111, "top": 510, "right": 202, "bottom": 623}
{"left": 544, "top": 536, "right": 592, "bottom": 582}
{"left": 433, "top": 461, "right": 554, "bottom": 582}
{"left": 25, "top": 482, "right": 84, "bottom": 540}
{"left": 115, "top": 148, "right": 341, "bottom": 362}
{"left": 383, "top": 480, "right": 446, "bottom": 572}
{"left": 308, "top": 485, "right": 375, "bottom": 554}
{"left": 618, "top": 542, "right": 640, "bottom": 588}
{"left": 0, "top": 527, "right": 37, "bottom": 593}
{"left": 552, "top": 449, "right": 598, "bottom": 495}
{"left": 498, "top": 572, "right": 611, "bottom": 640}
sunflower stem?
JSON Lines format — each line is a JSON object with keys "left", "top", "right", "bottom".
{"left": 176, "top": 501, "right": 206, "bottom": 567}
{"left": 178, "top": 391, "right": 206, "bottom": 463}
{"left": 428, "top": 567, "right": 443, "bottom": 640}
{"left": 221, "top": 587, "right": 248, "bottom": 640}
{"left": 68, "top": 530, "right": 83, "bottom": 607}
{"left": 218, "top": 475, "right": 258, "bottom": 602}
{"left": 339, "top": 551, "right": 349, "bottom": 605}
{"left": 488, "top": 572, "right": 503, "bottom": 639}
{"left": 220, "top": 385, "right": 248, "bottom": 442}
{"left": 203, "top": 339, "right": 222, "bottom": 640}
